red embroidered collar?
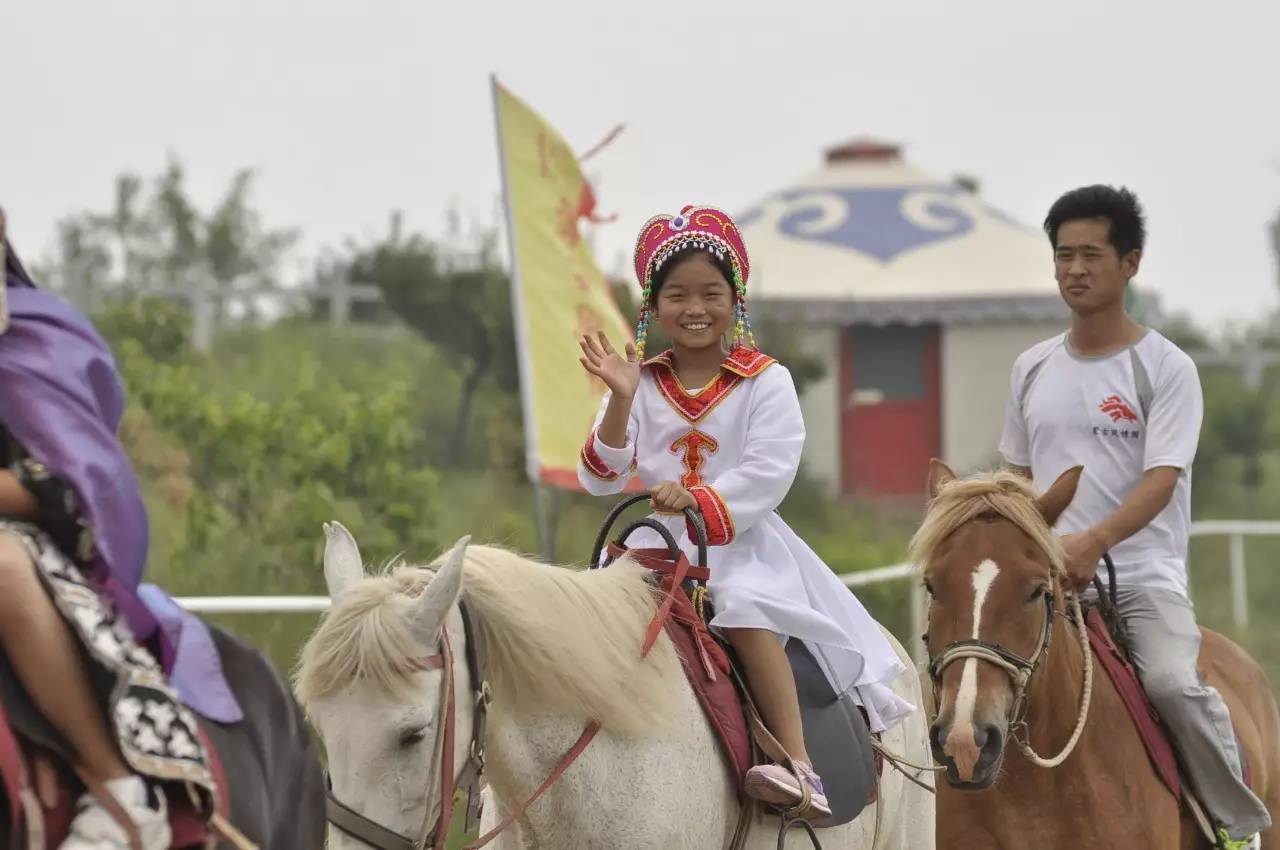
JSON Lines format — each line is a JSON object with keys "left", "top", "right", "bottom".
{"left": 642, "top": 347, "right": 776, "bottom": 423}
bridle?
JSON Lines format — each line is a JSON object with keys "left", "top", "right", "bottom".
{"left": 320, "top": 522, "right": 680, "bottom": 850}
{"left": 324, "top": 601, "right": 491, "bottom": 850}
{"left": 321, "top": 493, "right": 836, "bottom": 849}
{"left": 926, "top": 560, "right": 1094, "bottom": 769}
{"left": 927, "top": 585, "right": 1056, "bottom": 737}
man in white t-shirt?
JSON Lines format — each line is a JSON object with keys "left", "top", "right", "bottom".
{"left": 999, "top": 185, "right": 1270, "bottom": 849}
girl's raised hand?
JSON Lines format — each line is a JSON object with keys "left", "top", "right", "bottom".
{"left": 579, "top": 332, "right": 641, "bottom": 399}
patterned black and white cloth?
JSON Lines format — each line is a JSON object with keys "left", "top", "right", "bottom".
{"left": 0, "top": 520, "right": 215, "bottom": 796}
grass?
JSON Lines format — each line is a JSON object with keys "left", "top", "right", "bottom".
{"left": 1188, "top": 532, "right": 1280, "bottom": 689}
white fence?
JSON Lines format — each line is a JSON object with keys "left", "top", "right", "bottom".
{"left": 175, "top": 520, "right": 1280, "bottom": 666}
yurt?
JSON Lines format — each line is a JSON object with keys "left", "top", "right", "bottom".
{"left": 738, "top": 139, "right": 1068, "bottom": 498}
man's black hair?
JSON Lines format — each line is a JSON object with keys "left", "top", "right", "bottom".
{"left": 1044, "top": 185, "right": 1146, "bottom": 257}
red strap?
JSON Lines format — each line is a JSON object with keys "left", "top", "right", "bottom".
{"left": 464, "top": 722, "right": 600, "bottom": 849}
{"left": 466, "top": 547, "right": 688, "bottom": 847}
{"left": 432, "top": 630, "right": 459, "bottom": 850}
{"left": 606, "top": 545, "right": 711, "bottom": 583}
{"left": 411, "top": 653, "right": 445, "bottom": 671}
{"left": 642, "top": 550, "right": 691, "bottom": 656}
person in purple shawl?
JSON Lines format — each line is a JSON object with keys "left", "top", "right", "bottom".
{"left": 0, "top": 211, "right": 228, "bottom": 850}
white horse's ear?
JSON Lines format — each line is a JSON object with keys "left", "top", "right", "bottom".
{"left": 323, "top": 521, "right": 365, "bottom": 599}
{"left": 410, "top": 536, "right": 469, "bottom": 647}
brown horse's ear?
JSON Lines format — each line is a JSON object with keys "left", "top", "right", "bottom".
{"left": 927, "top": 458, "right": 957, "bottom": 499}
{"left": 1036, "top": 466, "right": 1083, "bottom": 527}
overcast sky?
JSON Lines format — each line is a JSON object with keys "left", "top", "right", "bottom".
{"left": 5, "top": 0, "right": 1278, "bottom": 331}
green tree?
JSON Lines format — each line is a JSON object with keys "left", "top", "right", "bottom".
{"left": 94, "top": 296, "right": 194, "bottom": 363}
{"left": 44, "top": 159, "right": 299, "bottom": 309}
{"left": 345, "top": 213, "right": 518, "bottom": 464}
{"left": 99, "top": 300, "right": 441, "bottom": 590}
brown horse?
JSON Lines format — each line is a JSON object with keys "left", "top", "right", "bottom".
{"left": 916, "top": 461, "right": 1280, "bottom": 849}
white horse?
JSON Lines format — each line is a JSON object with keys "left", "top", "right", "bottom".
{"left": 296, "top": 526, "right": 935, "bottom": 850}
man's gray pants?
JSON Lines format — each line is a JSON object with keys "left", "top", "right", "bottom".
{"left": 1095, "top": 585, "right": 1272, "bottom": 838}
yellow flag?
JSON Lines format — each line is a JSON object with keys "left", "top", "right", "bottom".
{"left": 492, "top": 80, "right": 636, "bottom": 490}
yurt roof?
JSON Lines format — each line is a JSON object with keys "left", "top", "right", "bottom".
{"left": 736, "top": 139, "right": 1066, "bottom": 325}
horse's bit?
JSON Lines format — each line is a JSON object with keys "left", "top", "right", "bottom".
{"left": 324, "top": 601, "right": 491, "bottom": 850}
{"left": 322, "top": 596, "right": 601, "bottom": 850}
{"left": 926, "top": 560, "right": 1096, "bottom": 769}
{"left": 927, "top": 585, "right": 1056, "bottom": 737}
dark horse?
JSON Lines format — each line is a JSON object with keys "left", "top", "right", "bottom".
{"left": 0, "top": 622, "right": 327, "bottom": 849}
{"left": 0, "top": 215, "right": 324, "bottom": 847}
{"left": 0, "top": 213, "right": 325, "bottom": 850}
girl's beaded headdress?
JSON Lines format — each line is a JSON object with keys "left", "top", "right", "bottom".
{"left": 631, "top": 204, "right": 754, "bottom": 358}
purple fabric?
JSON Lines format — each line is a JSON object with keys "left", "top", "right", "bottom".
{"left": 138, "top": 585, "right": 243, "bottom": 723}
{"left": 1, "top": 268, "right": 241, "bottom": 722}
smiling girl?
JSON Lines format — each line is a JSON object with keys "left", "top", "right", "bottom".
{"left": 576, "top": 205, "right": 913, "bottom": 818}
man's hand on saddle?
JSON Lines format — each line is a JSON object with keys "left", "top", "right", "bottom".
{"left": 650, "top": 481, "right": 697, "bottom": 514}
{"left": 1061, "top": 529, "right": 1108, "bottom": 591}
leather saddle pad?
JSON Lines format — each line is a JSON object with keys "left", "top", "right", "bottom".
{"left": 786, "top": 639, "right": 877, "bottom": 827}
{"left": 661, "top": 585, "right": 876, "bottom": 828}
{"left": 1085, "top": 608, "right": 1183, "bottom": 799}
{"left": 1086, "top": 607, "right": 1254, "bottom": 802}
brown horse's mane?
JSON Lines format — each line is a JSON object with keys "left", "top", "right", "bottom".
{"left": 909, "top": 470, "right": 1065, "bottom": 575}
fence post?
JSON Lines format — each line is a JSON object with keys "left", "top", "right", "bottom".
{"left": 910, "top": 582, "right": 927, "bottom": 667}
{"left": 1230, "top": 533, "right": 1249, "bottom": 628}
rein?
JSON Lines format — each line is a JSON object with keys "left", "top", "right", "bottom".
{"left": 1014, "top": 589, "right": 1093, "bottom": 767}
{"left": 928, "top": 573, "right": 1094, "bottom": 769}
{"left": 325, "top": 604, "right": 490, "bottom": 850}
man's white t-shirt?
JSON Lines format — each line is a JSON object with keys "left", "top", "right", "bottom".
{"left": 998, "top": 329, "right": 1203, "bottom": 596}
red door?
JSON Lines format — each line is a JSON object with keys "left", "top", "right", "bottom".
{"left": 840, "top": 324, "right": 941, "bottom": 497}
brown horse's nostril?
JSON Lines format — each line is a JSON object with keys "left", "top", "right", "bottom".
{"left": 930, "top": 721, "right": 948, "bottom": 752}
{"left": 972, "top": 724, "right": 988, "bottom": 751}
{"left": 980, "top": 724, "right": 1003, "bottom": 756}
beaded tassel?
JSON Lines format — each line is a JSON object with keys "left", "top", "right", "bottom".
{"left": 731, "top": 267, "right": 756, "bottom": 350}
{"left": 635, "top": 274, "right": 654, "bottom": 359}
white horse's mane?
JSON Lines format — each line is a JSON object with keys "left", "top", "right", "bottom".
{"left": 294, "top": 544, "right": 683, "bottom": 735}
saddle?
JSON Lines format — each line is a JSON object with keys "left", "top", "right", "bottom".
{"left": 1085, "top": 605, "right": 1254, "bottom": 805}
{"left": 0, "top": 656, "right": 231, "bottom": 849}
{"left": 609, "top": 544, "right": 879, "bottom": 829}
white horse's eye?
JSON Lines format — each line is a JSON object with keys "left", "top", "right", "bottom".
{"left": 399, "top": 726, "right": 428, "bottom": 748}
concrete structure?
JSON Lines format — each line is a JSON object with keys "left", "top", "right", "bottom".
{"left": 739, "top": 139, "right": 1068, "bottom": 497}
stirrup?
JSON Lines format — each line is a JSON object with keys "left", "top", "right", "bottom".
{"left": 1216, "top": 826, "right": 1260, "bottom": 850}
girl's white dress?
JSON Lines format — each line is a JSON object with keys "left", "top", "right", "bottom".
{"left": 578, "top": 348, "right": 913, "bottom": 732}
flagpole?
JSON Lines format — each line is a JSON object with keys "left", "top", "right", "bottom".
{"left": 490, "top": 74, "right": 555, "bottom": 561}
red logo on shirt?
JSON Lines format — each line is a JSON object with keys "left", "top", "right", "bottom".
{"left": 1099, "top": 395, "right": 1139, "bottom": 423}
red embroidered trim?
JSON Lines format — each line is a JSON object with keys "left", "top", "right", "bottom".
{"left": 647, "top": 361, "right": 741, "bottom": 424}
{"left": 640, "top": 350, "right": 674, "bottom": 371}
{"left": 723, "top": 347, "right": 776, "bottom": 378}
{"left": 671, "top": 430, "right": 719, "bottom": 489}
{"left": 689, "top": 485, "right": 734, "bottom": 545}
{"left": 642, "top": 348, "right": 776, "bottom": 423}
{"left": 580, "top": 430, "right": 624, "bottom": 481}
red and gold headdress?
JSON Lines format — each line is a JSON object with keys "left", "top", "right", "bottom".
{"left": 631, "top": 204, "right": 754, "bottom": 358}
